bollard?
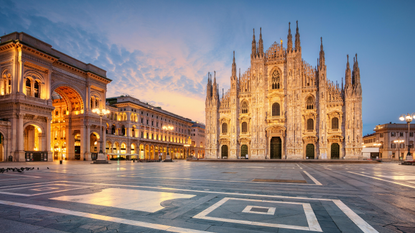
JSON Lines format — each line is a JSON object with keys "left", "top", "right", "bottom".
{"left": 60, "top": 160, "right": 62, "bottom": 164}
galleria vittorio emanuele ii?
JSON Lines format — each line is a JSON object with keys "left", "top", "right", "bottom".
{"left": 0, "top": 32, "right": 198, "bottom": 162}
{"left": 205, "top": 22, "right": 363, "bottom": 160}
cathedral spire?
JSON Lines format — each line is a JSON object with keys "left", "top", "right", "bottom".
{"left": 352, "top": 53, "right": 360, "bottom": 85}
{"left": 287, "top": 22, "right": 293, "bottom": 52}
{"left": 295, "top": 21, "right": 301, "bottom": 51}
{"left": 251, "top": 28, "right": 256, "bottom": 58}
{"left": 345, "top": 55, "right": 352, "bottom": 87}
{"left": 232, "top": 51, "right": 236, "bottom": 78}
{"left": 319, "top": 37, "right": 325, "bottom": 68}
{"left": 258, "top": 27, "right": 264, "bottom": 57}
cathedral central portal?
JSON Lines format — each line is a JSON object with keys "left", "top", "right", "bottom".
{"left": 270, "top": 137, "right": 282, "bottom": 159}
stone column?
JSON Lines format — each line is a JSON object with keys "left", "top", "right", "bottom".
{"left": 15, "top": 113, "right": 25, "bottom": 161}
{"left": 80, "top": 124, "right": 86, "bottom": 160}
{"left": 46, "top": 116, "right": 52, "bottom": 161}
{"left": 66, "top": 117, "right": 74, "bottom": 160}
{"left": 84, "top": 124, "right": 91, "bottom": 160}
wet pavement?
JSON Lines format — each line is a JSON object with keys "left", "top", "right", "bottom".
{"left": 0, "top": 160, "right": 414, "bottom": 232}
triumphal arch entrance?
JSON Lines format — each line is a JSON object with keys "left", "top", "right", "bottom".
{"left": 0, "top": 32, "right": 111, "bottom": 161}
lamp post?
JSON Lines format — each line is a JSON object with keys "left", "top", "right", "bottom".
{"left": 393, "top": 139, "right": 404, "bottom": 160}
{"left": 399, "top": 113, "right": 414, "bottom": 161}
{"left": 162, "top": 125, "right": 174, "bottom": 161}
{"left": 92, "top": 108, "right": 110, "bottom": 164}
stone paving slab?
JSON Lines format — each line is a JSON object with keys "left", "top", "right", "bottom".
{"left": 0, "top": 161, "right": 414, "bottom": 232}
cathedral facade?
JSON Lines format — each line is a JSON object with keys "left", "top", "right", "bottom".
{"left": 205, "top": 22, "right": 363, "bottom": 160}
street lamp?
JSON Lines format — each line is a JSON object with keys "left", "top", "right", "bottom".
{"left": 399, "top": 113, "right": 415, "bottom": 161}
{"left": 92, "top": 108, "right": 110, "bottom": 164}
{"left": 162, "top": 125, "right": 174, "bottom": 161}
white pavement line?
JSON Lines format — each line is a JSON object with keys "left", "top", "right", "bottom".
{"left": 0, "top": 200, "right": 211, "bottom": 233}
{"left": 303, "top": 171, "right": 322, "bottom": 186}
{"left": 61, "top": 180, "right": 334, "bottom": 202}
{"left": 124, "top": 175, "right": 318, "bottom": 186}
{"left": 0, "top": 181, "right": 55, "bottom": 189}
{"left": 348, "top": 171, "right": 415, "bottom": 189}
{"left": 194, "top": 197, "right": 322, "bottom": 232}
{"left": 333, "top": 200, "right": 379, "bottom": 233}
{"left": 1, "top": 173, "right": 42, "bottom": 179}
{"left": 296, "top": 164, "right": 303, "bottom": 169}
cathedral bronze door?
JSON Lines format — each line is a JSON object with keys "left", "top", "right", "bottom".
{"left": 306, "top": 144, "right": 314, "bottom": 159}
{"left": 221, "top": 145, "right": 228, "bottom": 159}
{"left": 270, "top": 137, "right": 282, "bottom": 159}
{"left": 331, "top": 143, "right": 340, "bottom": 159}
{"left": 241, "top": 145, "right": 248, "bottom": 158}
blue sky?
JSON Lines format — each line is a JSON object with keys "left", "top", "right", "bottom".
{"left": 1, "top": 0, "right": 414, "bottom": 135}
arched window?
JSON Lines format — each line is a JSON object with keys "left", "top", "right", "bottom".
{"left": 34, "top": 81, "right": 40, "bottom": 98}
{"left": 26, "top": 79, "right": 31, "bottom": 96}
{"left": 121, "top": 125, "right": 126, "bottom": 136}
{"left": 111, "top": 125, "right": 116, "bottom": 135}
{"left": 307, "top": 119, "right": 314, "bottom": 131}
{"left": 272, "top": 103, "right": 280, "bottom": 116}
{"left": 271, "top": 70, "right": 280, "bottom": 89}
{"left": 306, "top": 96, "right": 314, "bottom": 109}
{"left": 332, "top": 117, "right": 339, "bottom": 130}
{"left": 90, "top": 98, "right": 94, "bottom": 109}
{"left": 222, "top": 123, "right": 228, "bottom": 134}
{"left": 242, "top": 122, "right": 248, "bottom": 133}
{"left": 132, "top": 126, "right": 135, "bottom": 137}
{"left": 95, "top": 98, "right": 99, "bottom": 108}
{"left": 241, "top": 102, "right": 248, "bottom": 114}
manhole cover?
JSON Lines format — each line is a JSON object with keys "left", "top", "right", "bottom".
{"left": 252, "top": 179, "right": 307, "bottom": 183}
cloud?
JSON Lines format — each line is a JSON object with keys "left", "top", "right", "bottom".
{"left": 0, "top": 0, "right": 234, "bottom": 123}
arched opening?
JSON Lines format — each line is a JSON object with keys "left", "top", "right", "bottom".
{"left": 132, "top": 126, "right": 136, "bottom": 137}
{"left": 242, "top": 122, "right": 248, "bottom": 133}
{"left": 140, "top": 144, "right": 144, "bottom": 159}
{"left": 0, "top": 133, "right": 4, "bottom": 162}
{"left": 74, "top": 134, "right": 80, "bottom": 160}
{"left": 307, "top": 119, "right": 314, "bottom": 131}
{"left": 90, "top": 133, "right": 100, "bottom": 160}
{"left": 106, "top": 141, "right": 112, "bottom": 154}
{"left": 121, "top": 125, "right": 126, "bottom": 136}
{"left": 331, "top": 143, "right": 340, "bottom": 159}
{"left": 112, "top": 124, "right": 116, "bottom": 135}
{"left": 241, "top": 101, "right": 249, "bottom": 114}
{"left": 221, "top": 145, "right": 228, "bottom": 159}
{"left": 271, "top": 70, "right": 280, "bottom": 89}
{"left": 272, "top": 103, "right": 280, "bottom": 116}
{"left": 332, "top": 117, "right": 339, "bottom": 130}
{"left": 155, "top": 146, "right": 159, "bottom": 159}
{"left": 241, "top": 144, "right": 248, "bottom": 158}
{"left": 222, "top": 123, "right": 228, "bottom": 134}
{"left": 145, "top": 145, "right": 149, "bottom": 159}
{"left": 51, "top": 86, "right": 84, "bottom": 161}
{"left": 270, "top": 137, "right": 282, "bottom": 159}
{"left": 24, "top": 124, "right": 46, "bottom": 161}
{"left": 150, "top": 145, "right": 154, "bottom": 159}
{"left": 306, "top": 96, "right": 314, "bottom": 109}
{"left": 120, "top": 142, "right": 127, "bottom": 156}
{"left": 306, "top": 144, "right": 314, "bottom": 159}
{"left": 25, "top": 78, "right": 31, "bottom": 96}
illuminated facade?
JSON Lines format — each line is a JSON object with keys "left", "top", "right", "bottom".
{"left": 205, "top": 22, "right": 363, "bottom": 160}
{"left": 190, "top": 122, "right": 205, "bottom": 158}
{"left": 105, "top": 96, "right": 193, "bottom": 160}
{"left": 0, "top": 32, "right": 111, "bottom": 161}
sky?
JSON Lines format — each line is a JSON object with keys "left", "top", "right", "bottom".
{"left": 1, "top": 0, "right": 414, "bottom": 135}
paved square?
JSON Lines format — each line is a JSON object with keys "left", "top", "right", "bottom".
{"left": 0, "top": 161, "right": 414, "bottom": 232}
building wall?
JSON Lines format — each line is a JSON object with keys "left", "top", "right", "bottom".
{"left": 205, "top": 24, "right": 363, "bottom": 160}
{"left": 190, "top": 122, "right": 205, "bottom": 158}
{"left": 372, "top": 123, "right": 415, "bottom": 160}
{"left": 105, "top": 96, "right": 193, "bottom": 160}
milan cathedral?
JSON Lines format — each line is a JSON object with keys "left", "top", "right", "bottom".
{"left": 205, "top": 22, "right": 362, "bottom": 160}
